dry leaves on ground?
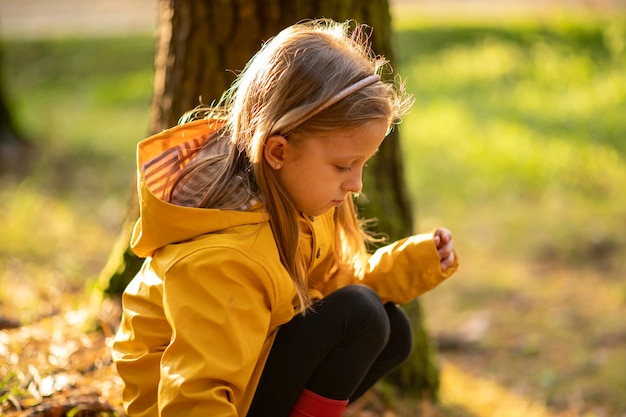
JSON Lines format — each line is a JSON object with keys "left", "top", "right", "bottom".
{"left": 0, "top": 301, "right": 123, "bottom": 417}
{"left": 0, "top": 299, "right": 440, "bottom": 417}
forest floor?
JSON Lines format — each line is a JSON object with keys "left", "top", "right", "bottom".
{"left": 0, "top": 298, "right": 447, "bottom": 417}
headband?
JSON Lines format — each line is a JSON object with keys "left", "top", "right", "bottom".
{"left": 275, "top": 74, "right": 381, "bottom": 135}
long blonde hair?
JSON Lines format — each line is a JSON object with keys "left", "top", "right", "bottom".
{"left": 172, "top": 19, "right": 412, "bottom": 311}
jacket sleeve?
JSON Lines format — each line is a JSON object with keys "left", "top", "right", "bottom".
{"left": 159, "top": 247, "right": 274, "bottom": 417}
{"left": 360, "top": 231, "right": 459, "bottom": 305}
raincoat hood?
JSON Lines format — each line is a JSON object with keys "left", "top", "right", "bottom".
{"left": 130, "top": 119, "right": 268, "bottom": 258}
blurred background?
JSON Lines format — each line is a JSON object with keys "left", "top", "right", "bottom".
{"left": 1, "top": 0, "right": 625, "bottom": 416}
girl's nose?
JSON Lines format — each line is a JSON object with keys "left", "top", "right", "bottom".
{"left": 342, "top": 171, "right": 363, "bottom": 194}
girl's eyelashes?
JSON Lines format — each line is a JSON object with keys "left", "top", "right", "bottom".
{"left": 336, "top": 161, "right": 369, "bottom": 173}
{"left": 336, "top": 165, "right": 352, "bottom": 173}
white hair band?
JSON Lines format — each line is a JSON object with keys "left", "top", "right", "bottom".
{"left": 276, "top": 74, "right": 381, "bottom": 135}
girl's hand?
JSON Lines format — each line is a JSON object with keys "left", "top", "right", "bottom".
{"left": 433, "top": 227, "right": 455, "bottom": 272}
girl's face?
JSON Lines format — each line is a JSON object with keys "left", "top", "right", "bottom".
{"left": 273, "top": 119, "right": 388, "bottom": 217}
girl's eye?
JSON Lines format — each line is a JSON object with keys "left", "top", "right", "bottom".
{"left": 336, "top": 165, "right": 352, "bottom": 173}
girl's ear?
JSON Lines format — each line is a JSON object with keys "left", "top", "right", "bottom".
{"left": 264, "top": 135, "right": 288, "bottom": 169}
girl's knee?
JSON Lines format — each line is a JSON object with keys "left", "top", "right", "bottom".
{"left": 335, "top": 284, "right": 380, "bottom": 304}
{"left": 334, "top": 285, "right": 385, "bottom": 315}
{"left": 333, "top": 285, "right": 390, "bottom": 341}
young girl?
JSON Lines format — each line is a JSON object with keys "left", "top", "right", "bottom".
{"left": 113, "top": 18, "right": 458, "bottom": 417}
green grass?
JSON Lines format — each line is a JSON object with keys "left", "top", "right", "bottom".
{"left": 0, "top": 36, "right": 155, "bottom": 323}
{"left": 1, "top": 12, "right": 626, "bottom": 416}
{"left": 394, "top": 17, "right": 626, "bottom": 266}
{"left": 2, "top": 37, "right": 155, "bottom": 172}
{"left": 391, "top": 12, "right": 626, "bottom": 416}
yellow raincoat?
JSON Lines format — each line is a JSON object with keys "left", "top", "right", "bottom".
{"left": 112, "top": 120, "right": 458, "bottom": 417}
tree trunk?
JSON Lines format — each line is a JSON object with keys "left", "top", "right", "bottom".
{"left": 97, "top": 0, "right": 440, "bottom": 402}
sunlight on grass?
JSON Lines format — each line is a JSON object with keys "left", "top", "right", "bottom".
{"left": 2, "top": 36, "right": 153, "bottom": 161}
{"left": 440, "top": 361, "right": 554, "bottom": 417}
{"left": 405, "top": 108, "right": 626, "bottom": 200}
{"left": 1, "top": 37, "right": 152, "bottom": 325}
{"left": 398, "top": 22, "right": 626, "bottom": 269}
{"left": 0, "top": 182, "right": 122, "bottom": 324}
{"left": 393, "top": 11, "right": 626, "bottom": 415}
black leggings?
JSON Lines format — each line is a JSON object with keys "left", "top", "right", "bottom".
{"left": 247, "top": 285, "right": 413, "bottom": 417}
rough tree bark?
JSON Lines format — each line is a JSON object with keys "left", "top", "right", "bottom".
{"left": 98, "top": 0, "right": 440, "bottom": 402}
